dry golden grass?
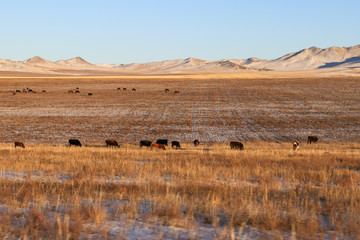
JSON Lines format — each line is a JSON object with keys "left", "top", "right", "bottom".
{"left": 0, "top": 142, "right": 359, "bottom": 238}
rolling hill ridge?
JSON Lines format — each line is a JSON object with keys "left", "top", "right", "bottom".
{"left": 1, "top": 44, "right": 359, "bottom": 75}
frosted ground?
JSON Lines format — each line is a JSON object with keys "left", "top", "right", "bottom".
{"left": 0, "top": 77, "right": 359, "bottom": 146}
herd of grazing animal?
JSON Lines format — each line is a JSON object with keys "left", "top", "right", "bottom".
{"left": 11, "top": 87, "right": 46, "bottom": 95}
{"left": 12, "top": 87, "right": 183, "bottom": 98}
{"left": 114, "top": 87, "right": 180, "bottom": 94}
{"left": 116, "top": 87, "right": 138, "bottom": 91}
{"left": 164, "top": 88, "right": 181, "bottom": 95}
{"left": 12, "top": 136, "right": 319, "bottom": 151}
{"left": 10, "top": 86, "right": 318, "bottom": 151}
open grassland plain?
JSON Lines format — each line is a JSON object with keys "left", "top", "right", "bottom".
{"left": 0, "top": 75, "right": 359, "bottom": 238}
{"left": 0, "top": 75, "right": 359, "bottom": 144}
{"left": 0, "top": 143, "right": 359, "bottom": 239}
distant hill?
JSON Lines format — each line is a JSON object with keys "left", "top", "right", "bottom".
{"left": 105, "top": 44, "right": 360, "bottom": 73}
{"left": 105, "top": 57, "right": 259, "bottom": 74}
{"left": 0, "top": 56, "right": 130, "bottom": 75}
{"left": 242, "top": 45, "right": 360, "bottom": 70}
{"left": 23, "top": 56, "right": 55, "bottom": 66}
{"left": 56, "top": 57, "right": 93, "bottom": 66}
{"left": 1, "top": 44, "right": 359, "bottom": 75}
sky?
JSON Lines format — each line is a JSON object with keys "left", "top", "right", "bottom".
{"left": 1, "top": 0, "right": 360, "bottom": 64}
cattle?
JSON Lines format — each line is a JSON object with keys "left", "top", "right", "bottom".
{"left": 123, "top": 88, "right": 127, "bottom": 91}
{"left": 171, "top": 141, "right": 181, "bottom": 149}
{"left": 12, "top": 92, "right": 16, "bottom": 95}
{"left": 14, "top": 141, "right": 25, "bottom": 148}
{"left": 193, "top": 139, "right": 200, "bottom": 146}
{"left": 88, "top": 93, "right": 93, "bottom": 96}
{"left": 150, "top": 143, "right": 166, "bottom": 150}
{"left": 75, "top": 90, "right": 80, "bottom": 93}
{"left": 307, "top": 136, "right": 318, "bottom": 144}
{"left": 16, "top": 90, "right": 21, "bottom": 93}
{"left": 69, "top": 139, "right": 82, "bottom": 147}
{"left": 156, "top": 139, "right": 168, "bottom": 146}
{"left": 174, "top": 91, "right": 180, "bottom": 95}
{"left": 68, "top": 90, "right": 74, "bottom": 93}
{"left": 165, "top": 89, "right": 169, "bottom": 93}
{"left": 132, "top": 88, "right": 136, "bottom": 91}
{"left": 230, "top": 141, "right": 244, "bottom": 150}
{"left": 22, "top": 89, "right": 27, "bottom": 93}
{"left": 28, "top": 89, "right": 33, "bottom": 92}
{"left": 117, "top": 87, "right": 121, "bottom": 91}
{"left": 76, "top": 87, "right": 79, "bottom": 90}
{"left": 42, "top": 90, "right": 46, "bottom": 93}
{"left": 140, "top": 140, "right": 152, "bottom": 148}
{"left": 105, "top": 139, "right": 120, "bottom": 148}
{"left": 293, "top": 141, "right": 300, "bottom": 151}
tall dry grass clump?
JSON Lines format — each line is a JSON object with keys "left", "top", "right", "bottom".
{"left": 0, "top": 142, "right": 359, "bottom": 238}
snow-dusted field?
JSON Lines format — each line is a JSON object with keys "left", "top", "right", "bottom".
{"left": 0, "top": 168, "right": 294, "bottom": 239}
{"left": 0, "top": 77, "right": 359, "bottom": 145}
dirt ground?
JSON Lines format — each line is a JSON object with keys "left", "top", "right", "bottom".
{"left": 0, "top": 75, "right": 359, "bottom": 145}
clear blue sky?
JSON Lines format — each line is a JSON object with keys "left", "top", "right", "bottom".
{"left": 1, "top": 0, "right": 359, "bottom": 64}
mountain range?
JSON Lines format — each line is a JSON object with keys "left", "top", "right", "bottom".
{"left": 1, "top": 45, "right": 359, "bottom": 75}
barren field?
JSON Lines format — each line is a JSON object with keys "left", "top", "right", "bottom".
{"left": 0, "top": 76, "right": 359, "bottom": 145}
{"left": 0, "top": 75, "right": 359, "bottom": 239}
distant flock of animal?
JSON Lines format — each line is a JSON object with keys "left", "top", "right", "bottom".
{"left": 12, "top": 87, "right": 180, "bottom": 96}
{"left": 11, "top": 87, "right": 46, "bottom": 95}
{"left": 13, "top": 136, "right": 318, "bottom": 151}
